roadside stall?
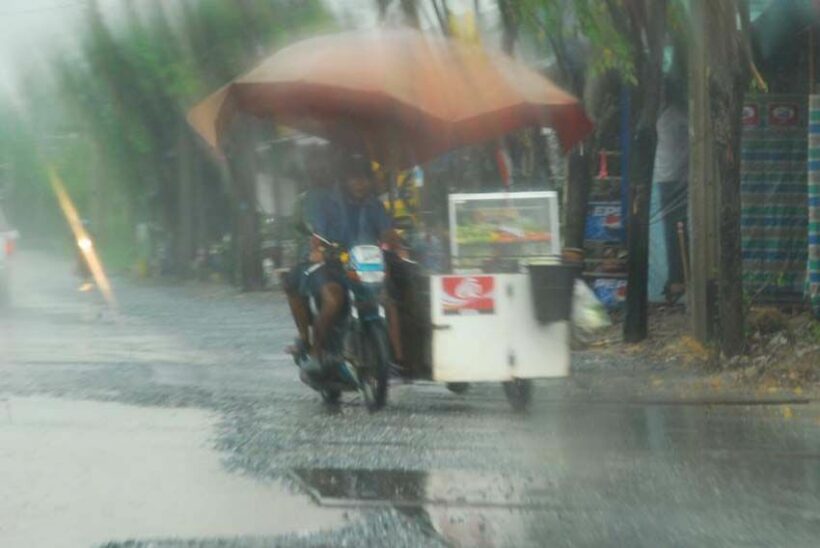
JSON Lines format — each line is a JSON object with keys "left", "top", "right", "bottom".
{"left": 188, "top": 28, "right": 593, "bottom": 411}
{"left": 383, "top": 168, "right": 584, "bottom": 408}
{"left": 425, "top": 191, "right": 574, "bottom": 409}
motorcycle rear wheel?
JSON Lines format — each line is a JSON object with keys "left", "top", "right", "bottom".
{"left": 446, "top": 382, "right": 471, "bottom": 395}
{"left": 503, "top": 379, "right": 533, "bottom": 413}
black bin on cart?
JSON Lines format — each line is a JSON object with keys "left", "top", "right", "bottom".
{"left": 527, "top": 264, "right": 581, "bottom": 325}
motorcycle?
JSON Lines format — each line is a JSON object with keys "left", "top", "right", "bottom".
{"left": 293, "top": 235, "right": 391, "bottom": 412}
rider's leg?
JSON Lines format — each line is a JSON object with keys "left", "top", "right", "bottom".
{"left": 384, "top": 255, "right": 407, "bottom": 373}
{"left": 313, "top": 281, "right": 346, "bottom": 361}
{"left": 283, "top": 264, "right": 312, "bottom": 353}
{"left": 287, "top": 293, "right": 311, "bottom": 345}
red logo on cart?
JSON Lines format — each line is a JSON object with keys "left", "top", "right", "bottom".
{"left": 442, "top": 276, "right": 495, "bottom": 315}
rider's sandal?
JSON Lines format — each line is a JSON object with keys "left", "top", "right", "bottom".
{"left": 286, "top": 339, "right": 311, "bottom": 361}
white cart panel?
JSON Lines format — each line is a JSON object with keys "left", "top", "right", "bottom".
{"left": 431, "top": 274, "right": 569, "bottom": 382}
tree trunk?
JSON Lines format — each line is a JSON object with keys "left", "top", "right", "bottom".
{"left": 176, "top": 130, "right": 194, "bottom": 277}
{"left": 622, "top": 0, "right": 667, "bottom": 343}
{"left": 400, "top": 0, "right": 420, "bottom": 27}
{"left": 430, "top": 0, "right": 451, "bottom": 34}
{"left": 224, "top": 118, "right": 264, "bottom": 291}
{"left": 688, "top": 0, "right": 720, "bottom": 343}
{"left": 497, "top": 0, "right": 519, "bottom": 55}
{"left": 236, "top": 171, "right": 263, "bottom": 292}
{"left": 90, "top": 138, "right": 104, "bottom": 243}
{"left": 714, "top": 83, "right": 745, "bottom": 356}
{"left": 700, "top": 0, "right": 751, "bottom": 357}
{"left": 375, "top": 0, "right": 390, "bottom": 19}
{"left": 623, "top": 123, "right": 657, "bottom": 342}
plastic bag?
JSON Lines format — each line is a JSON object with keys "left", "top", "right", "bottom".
{"left": 572, "top": 279, "right": 611, "bottom": 334}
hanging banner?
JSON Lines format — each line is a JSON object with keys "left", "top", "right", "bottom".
{"left": 741, "top": 95, "right": 808, "bottom": 301}
{"left": 808, "top": 96, "right": 820, "bottom": 317}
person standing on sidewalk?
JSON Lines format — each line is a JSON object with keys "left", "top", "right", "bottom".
{"left": 653, "top": 84, "right": 689, "bottom": 302}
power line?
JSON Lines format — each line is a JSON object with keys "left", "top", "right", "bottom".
{"left": 0, "top": 1, "right": 90, "bottom": 16}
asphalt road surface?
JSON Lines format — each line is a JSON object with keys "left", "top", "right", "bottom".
{"left": 1, "top": 251, "right": 819, "bottom": 547}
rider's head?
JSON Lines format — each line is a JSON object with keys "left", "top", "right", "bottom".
{"left": 340, "top": 153, "right": 374, "bottom": 202}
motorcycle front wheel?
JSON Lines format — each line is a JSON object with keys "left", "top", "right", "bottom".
{"left": 359, "top": 322, "right": 390, "bottom": 412}
{"left": 320, "top": 388, "right": 341, "bottom": 405}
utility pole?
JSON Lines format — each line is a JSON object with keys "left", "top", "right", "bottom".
{"left": 688, "top": 0, "right": 720, "bottom": 343}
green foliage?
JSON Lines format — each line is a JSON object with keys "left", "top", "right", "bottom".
{"left": 3, "top": 0, "right": 330, "bottom": 262}
{"left": 811, "top": 321, "right": 820, "bottom": 344}
{"left": 517, "top": 0, "right": 637, "bottom": 84}
{"left": 577, "top": 1, "right": 637, "bottom": 82}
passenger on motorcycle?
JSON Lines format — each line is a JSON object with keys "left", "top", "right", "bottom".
{"left": 284, "top": 153, "right": 404, "bottom": 374}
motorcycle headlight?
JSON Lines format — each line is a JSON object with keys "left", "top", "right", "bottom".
{"left": 357, "top": 271, "right": 385, "bottom": 284}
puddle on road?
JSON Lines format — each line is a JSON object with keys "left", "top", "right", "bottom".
{"left": 0, "top": 397, "right": 349, "bottom": 548}
{"left": 292, "top": 468, "right": 554, "bottom": 547}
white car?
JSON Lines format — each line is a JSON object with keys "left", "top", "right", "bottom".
{"left": 0, "top": 204, "right": 18, "bottom": 304}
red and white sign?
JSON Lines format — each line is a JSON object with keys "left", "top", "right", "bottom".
{"left": 441, "top": 276, "right": 496, "bottom": 315}
{"left": 742, "top": 104, "right": 759, "bottom": 127}
{"left": 768, "top": 103, "right": 800, "bottom": 127}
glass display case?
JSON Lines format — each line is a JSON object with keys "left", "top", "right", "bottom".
{"left": 448, "top": 191, "right": 561, "bottom": 272}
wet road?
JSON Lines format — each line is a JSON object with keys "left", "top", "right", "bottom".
{"left": 1, "top": 252, "right": 819, "bottom": 547}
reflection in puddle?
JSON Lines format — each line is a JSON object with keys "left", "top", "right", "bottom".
{"left": 293, "top": 468, "right": 550, "bottom": 547}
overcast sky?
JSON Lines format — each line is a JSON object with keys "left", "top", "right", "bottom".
{"left": 0, "top": 0, "right": 128, "bottom": 102}
{"left": 0, "top": 0, "right": 499, "bottom": 103}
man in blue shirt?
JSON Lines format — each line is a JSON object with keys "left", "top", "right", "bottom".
{"left": 284, "top": 153, "right": 403, "bottom": 372}
{"left": 311, "top": 178, "right": 393, "bottom": 249}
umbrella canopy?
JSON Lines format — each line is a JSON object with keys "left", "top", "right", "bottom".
{"left": 188, "top": 29, "right": 593, "bottom": 168}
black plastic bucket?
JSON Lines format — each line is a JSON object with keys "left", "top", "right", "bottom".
{"left": 527, "top": 264, "right": 581, "bottom": 325}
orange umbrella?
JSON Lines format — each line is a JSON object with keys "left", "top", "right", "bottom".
{"left": 188, "top": 29, "right": 593, "bottom": 168}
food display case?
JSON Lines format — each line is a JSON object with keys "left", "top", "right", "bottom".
{"left": 448, "top": 191, "right": 561, "bottom": 272}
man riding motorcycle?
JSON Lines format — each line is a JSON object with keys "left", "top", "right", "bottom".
{"left": 284, "top": 153, "right": 405, "bottom": 378}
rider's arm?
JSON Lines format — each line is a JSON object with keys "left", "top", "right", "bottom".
{"left": 381, "top": 228, "right": 405, "bottom": 255}
{"left": 306, "top": 192, "right": 331, "bottom": 262}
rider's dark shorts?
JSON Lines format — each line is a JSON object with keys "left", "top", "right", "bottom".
{"left": 282, "top": 261, "right": 308, "bottom": 295}
{"left": 284, "top": 261, "right": 349, "bottom": 304}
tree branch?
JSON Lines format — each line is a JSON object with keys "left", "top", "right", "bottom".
{"left": 737, "top": 0, "right": 767, "bottom": 91}
{"left": 430, "top": 0, "right": 451, "bottom": 35}
{"left": 400, "top": 0, "right": 420, "bottom": 28}
{"left": 498, "top": 0, "right": 521, "bottom": 54}
{"left": 374, "top": 0, "right": 390, "bottom": 20}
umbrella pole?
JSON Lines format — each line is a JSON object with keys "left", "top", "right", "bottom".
{"left": 390, "top": 170, "right": 399, "bottom": 216}
{"left": 383, "top": 136, "right": 400, "bottom": 216}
